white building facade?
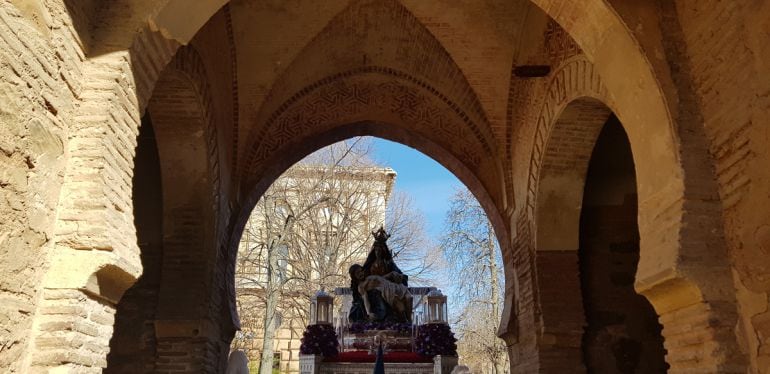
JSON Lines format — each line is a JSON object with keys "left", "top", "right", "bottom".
{"left": 233, "top": 165, "right": 396, "bottom": 372}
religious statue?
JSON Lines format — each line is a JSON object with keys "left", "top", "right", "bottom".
{"left": 363, "top": 228, "right": 407, "bottom": 283}
{"left": 351, "top": 265, "right": 412, "bottom": 322}
{"left": 348, "top": 227, "right": 412, "bottom": 323}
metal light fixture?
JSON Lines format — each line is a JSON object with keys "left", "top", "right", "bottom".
{"left": 424, "top": 289, "right": 448, "bottom": 324}
{"left": 311, "top": 290, "right": 334, "bottom": 325}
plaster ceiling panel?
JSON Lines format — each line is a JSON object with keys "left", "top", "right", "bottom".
{"left": 235, "top": 0, "right": 501, "bottom": 159}
{"left": 400, "top": 0, "right": 530, "bottom": 132}
{"left": 230, "top": 0, "right": 350, "bottom": 157}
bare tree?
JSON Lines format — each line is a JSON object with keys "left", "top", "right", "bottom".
{"left": 440, "top": 187, "right": 508, "bottom": 374}
{"left": 234, "top": 138, "right": 433, "bottom": 372}
{"left": 385, "top": 191, "right": 441, "bottom": 286}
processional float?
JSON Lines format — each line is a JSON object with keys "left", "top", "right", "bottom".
{"left": 299, "top": 228, "right": 457, "bottom": 374}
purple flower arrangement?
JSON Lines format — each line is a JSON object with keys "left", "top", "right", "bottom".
{"left": 414, "top": 324, "right": 457, "bottom": 357}
{"left": 299, "top": 324, "right": 339, "bottom": 356}
{"left": 348, "top": 321, "right": 413, "bottom": 334}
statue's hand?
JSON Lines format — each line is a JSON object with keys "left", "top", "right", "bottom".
{"left": 368, "top": 312, "right": 377, "bottom": 320}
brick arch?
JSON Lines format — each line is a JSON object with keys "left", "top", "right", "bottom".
{"left": 238, "top": 67, "right": 507, "bottom": 251}
{"left": 227, "top": 121, "right": 512, "bottom": 335}
{"left": 238, "top": 0, "right": 497, "bottom": 178}
{"left": 46, "top": 26, "right": 181, "bottom": 287}
{"left": 29, "top": 16, "right": 185, "bottom": 374}
{"left": 229, "top": 52, "right": 520, "bottom": 339}
{"left": 147, "top": 45, "right": 230, "bottom": 370}
{"left": 525, "top": 56, "right": 743, "bottom": 371}
{"left": 138, "top": 1, "right": 700, "bottom": 240}
{"left": 128, "top": 5, "right": 238, "bottom": 146}
{"left": 238, "top": 121, "right": 508, "bottom": 253}
{"left": 61, "top": 0, "right": 743, "bottom": 371}
{"left": 524, "top": 58, "right": 612, "bottom": 372}
{"left": 520, "top": 5, "right": 738, "bottom": 325}
{"left": 526, "top": 57, "right": 610, "bottom": 225}
{"left": 234, "top": 67, "right": 510, "bottom": 267}
{"left": 106, "top": 45, "right": 226, "bottom": 372}
{"left": 138, "top": 3, "right": 731, "bottom": 370}
{"left": 231, "top": 62, "right": 511, "bottom": 356}
{"left": 224, "top": 122, "right": 512, "bottom": 370}
{"left": 152, "top": 46, "right": 223, "bottom": 229}
{"left": 536, "top": 97, "right": 611, "bottom": 250}
{"left": 242, "top": 68, "right": 495, "bottom": 186}
{"left": 56, "top": 13, "right": 233, "bottom": 286}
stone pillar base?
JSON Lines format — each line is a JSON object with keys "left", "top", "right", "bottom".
{"left": 434, "top": 355, "right": 458, "bottom": 374}
{"left": 300, "top": 355, "right": 323, "bottom": 374}
{"left": 300, "top": 354, "right": 458, "bottom": 374}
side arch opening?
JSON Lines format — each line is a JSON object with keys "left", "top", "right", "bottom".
{"left": 107, "top": 48, "right": 222, "bottom": 372}
{"left": 229, "top": 132, "right": 511, "bottom": 372}
{"left": 535, "top": 98, "right": 667, "bottom": 372}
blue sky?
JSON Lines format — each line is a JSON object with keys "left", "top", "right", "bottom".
{"left": 370, "top": 138, "right": 462, "bottom": 239}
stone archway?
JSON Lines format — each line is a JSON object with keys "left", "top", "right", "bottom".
{"left": 578, "top": 115, "right": 667, "bottom": 373}
{"left": 106, "top": 45, "right": 225, "bottom": 373}
{"left": 534, "top": 96, "right": 611, "bottom": 372}
{"left": 23, "top": 0, "right": 747, "bottom": 372}
{"left": 227, "top": 123, "right": 513, "bottom": 367}
{"left": 533, "top": 94, "right": 668, "bottom": 371}
{"left": 239, "top": 69, "right": 501, "bottom": 216}
{"left": 228, "top": 64, "right": 515, "bottom": 325}
{"left": 230, "top": 60, "right": 511, "bottom": 293}
{"left": 237, "top": 121, "right": 507, "bottom": 252}
{"left": 526, "top": 56, "right": 743, "bottom": 372}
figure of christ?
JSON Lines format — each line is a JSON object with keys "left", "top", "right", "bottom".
{"left": 350, "top": 265, "right": 413, "bottom": 322}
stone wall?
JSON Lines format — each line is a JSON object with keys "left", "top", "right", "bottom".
{"left": 105, "top": 11, "right": 237, "bottom": 372}
{"left": 606, "top": 1, "right": 770, "bottom": 371}
{"left": 0, "top": 0, "right": 769, "bottom": 373}
{"left": 673, "top": 1, "right": 770, "bottom": 371}
{"left": 0, "top": 1, "right": 83, "bottom": 371}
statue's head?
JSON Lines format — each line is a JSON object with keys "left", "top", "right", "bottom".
{"left": 372, "top": 226, "right": 390, "bottom": 243}
{"left": 349, "top": 264, "right": 365, "bottom": 281}
{"left": 371, "top": 227, "right": 392, "bottom": 260}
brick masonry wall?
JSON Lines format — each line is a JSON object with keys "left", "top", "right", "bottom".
{"left": 1, "top": 1, "right": 768, "bottom": 373}
{"left": 535, "top": 251, "right": 584, "bottom": 373}
{"left": 612, "top": 1, "right": 770, "bottom": 371}
{"left": 673, "top": 1, "right": 770, "bottom": 370}
{"left": 29, "top": 289, "right": 116, "bottom": 373}
{"left": 109, "top": 27, "right": 233, "bottom": 373}
{"left": 0, "top": 2, "right": 186, "bottom": 372}
{"left": 506, "top": 3, "right": 762, "bottom": 370}
{"left": 508, "top": 212, "right": 539, "bottom": 373}
{"left": 105, "top": 10, "right": 237, "bottom": 373}
{"left": 33, "top": 40, "right": 168, "bottom": 374}
{"left": 105, "top": 115, "right": 163, "bottom": 373}
{"left": 0, "top": 1, "right": 89, "bottom": 372}
{"left": 506, "top": 20, "right": 604, "bottom": 372}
